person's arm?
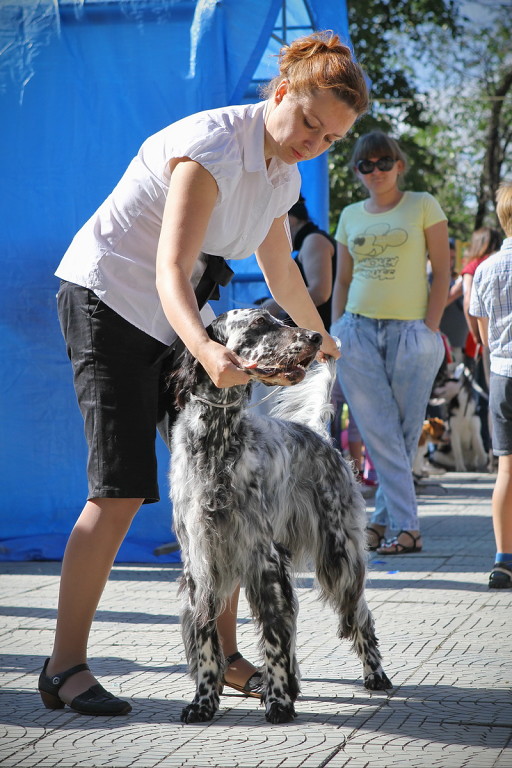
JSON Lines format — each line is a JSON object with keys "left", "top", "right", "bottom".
{"left": 477, "top": 316, "right": 489, "bottom": 347}
{"left": 298, "top": 233, "right": 333, "bottom": 306}
{"left": 255, "top": 216, "right": 340, "bottom": 360}
{"left": 261, "top": 231, "right": 333, "bottom": 316}
{"left": 463, "top": 272, "right": 481, "bottom": 344}
{"left": 260, "top": 296, "right": 287, "bottom": 319}
{"left": 424, "top": 220, "right": 451, "bottom": 331}
{"left": 156, "top": 158, "right": 250, "bottom": 388}
{"left": 445, "top": 275, "right": 463, "bottom": 306}
{"left": 331, "top": 242, "right": 353, "bottom": 324}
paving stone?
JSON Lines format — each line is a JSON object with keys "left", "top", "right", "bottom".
{"left": 1, "top": 472, "right": 511, "bottom": 767}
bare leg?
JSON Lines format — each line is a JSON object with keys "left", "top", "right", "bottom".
{"left": 366, "top": 523, "right": 386, "bottom": 550}
{"left": 45, "top": 498, "right": 142, "bottom": 703}
{"left": 216, "top": 585, "right": 259, "bottom": 687}
{"left": 492, "top": 455, "right": 512, "bottom": 553}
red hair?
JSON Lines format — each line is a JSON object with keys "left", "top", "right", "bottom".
{"left": 263, "top": 32, "right": 369, "bottom": 116}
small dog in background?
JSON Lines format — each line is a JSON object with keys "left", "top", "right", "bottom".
{"left": 413, "top": 417, "right": 448, "bottom": 478}
{"left": 169, "top": 308, "right": 392, "bottom": 725}
{"left": 429, "top": 363, "right": 487, "bottom": 472}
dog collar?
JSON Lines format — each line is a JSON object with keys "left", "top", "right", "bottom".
{"left": 189, "top": 393, "right": 244, "bottom": 409}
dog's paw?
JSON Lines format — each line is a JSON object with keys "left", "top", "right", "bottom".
{"left": 265, "top": 701, "right": 296, "bottom": 724}
{"left": 364, "top": 670, "right": 393, "bottom": 691}
{"left": 180, "top": 698, "right": 218, "bottom": 724}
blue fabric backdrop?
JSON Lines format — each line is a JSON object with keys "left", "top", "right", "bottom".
{"left": 0, "top": 0, "right": 349, "bottom": 562}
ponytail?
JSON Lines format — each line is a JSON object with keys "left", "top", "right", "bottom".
{"left": 262, "top": 31, "right": 369, "bottom": 116}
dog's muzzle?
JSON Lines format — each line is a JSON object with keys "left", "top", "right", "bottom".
{"left": 246, "top": 339, "right": 322, "bottom": 386}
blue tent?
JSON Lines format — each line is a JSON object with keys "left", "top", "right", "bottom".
{"left": 0, "top": 0, "right": 350, "bottom": 562}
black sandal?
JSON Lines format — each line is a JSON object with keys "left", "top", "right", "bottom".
{"left": 489, "top": 563, "right": 512, "bottom": 589}
{"left": 38, "top": 658, "right": 132, "bottom": 715}
{"left": 221, "top": 652, "right": 263, "bottom": 699}
{"left": 377, "top": 530, "right": 423, "bottom": 555}
{"left": 366, "top": 526, "right": 385, "bottom": 551}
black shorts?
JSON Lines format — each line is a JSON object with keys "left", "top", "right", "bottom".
{"left": 57, "top": 280, "right": 179, "bottom": 503}
{"left": 489, "top": 371, "right": 512, "bottom": 456}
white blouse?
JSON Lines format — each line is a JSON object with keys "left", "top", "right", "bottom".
{"left": 56, "top": 100, "right": 301, "bottom": 344}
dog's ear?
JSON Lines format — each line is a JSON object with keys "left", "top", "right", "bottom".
{"left": 167, "top": 349, "right": 202, "bottom": 409}
{"left": 167, "top": 321, "right": 222, "bottom": 409}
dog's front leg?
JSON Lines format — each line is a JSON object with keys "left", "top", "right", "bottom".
{"left": 181, "top": 606, "right": 222, "bottom": 724}
{"left": 246, "top": 542, "right": 300, "bottom": 724}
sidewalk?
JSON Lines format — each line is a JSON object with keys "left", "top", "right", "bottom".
{"left": 1, "top": 472, "right": 511, "bottom": 768}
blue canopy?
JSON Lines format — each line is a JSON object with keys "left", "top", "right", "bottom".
{"left": 0, "top": 0, "right": 349, "bottom": 562}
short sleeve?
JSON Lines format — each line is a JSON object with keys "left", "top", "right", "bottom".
{"left": 422, "top": 192, "right": 447, "bottom": 229}
{"left": 180, "top": 126, "right": 240, "bottom": 205}
{"left": 146, "top": 114, "right": 242, "bottom": 206}
{"left": 469, "top": 268, "right": 486, "bottom": 318}
{"left": 461, "top": 258, "right": 480, "bottom": 277}
{"left": 334, "top": 208, "right": 348, "bottom": 245}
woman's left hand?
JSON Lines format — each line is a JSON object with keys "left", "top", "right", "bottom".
{"left": 317, "top": 333, "right": 341, "bottom": 362}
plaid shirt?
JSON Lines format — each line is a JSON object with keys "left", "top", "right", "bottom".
{"left": 470, "top": 236, "right": 512, "bottom": 376}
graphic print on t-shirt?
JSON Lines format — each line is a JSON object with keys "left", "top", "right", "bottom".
{"left": 349, "top": 223, "right": 408, "bottom": 280}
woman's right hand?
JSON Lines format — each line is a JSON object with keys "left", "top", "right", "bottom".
{"left": 196, "top": 339, "right": 252, "bottom": 388}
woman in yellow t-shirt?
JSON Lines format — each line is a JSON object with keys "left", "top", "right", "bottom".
{"left": 331, "top": 131, "right": 450, "bottom": 555}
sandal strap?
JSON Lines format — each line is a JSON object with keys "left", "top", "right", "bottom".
{"left": 49, "top": 662, "right": 90, "bottom": 690}
{"left": 224, "top": 651, "right": 243, "bottom": 666}
{"left": 397, "top": 530, "right": 420, "bottom": 546}
{"left": 245, "top": 671, "right": 264, "bottom": 693}
{"left": 491, "top": 564, "right": 512, "bottom": 576}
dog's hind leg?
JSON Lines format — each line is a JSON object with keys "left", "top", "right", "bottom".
{"left": 180, "top": 576, "right": 223, "bottom": 724}
{"left": 450, "top": 427, "right": 467, "bottom": 472}
{"left": 347, "top": 598, "right": 392, "bottom": 690}
{"left": 244, "top": 542, "right": 300, "bottom": 724}
{"left": 312, "top": 515, "right": 392, "bottom": 692}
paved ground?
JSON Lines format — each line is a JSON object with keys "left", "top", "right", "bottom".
{"left": 1, "top": 471, "right": 511, "bottom": 768}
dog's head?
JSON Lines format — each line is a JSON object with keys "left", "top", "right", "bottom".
{"left": 212, "top": 309, "right": 323, "bottom": 385}
{"left": 419, "top": 417, "right": 448, "bottom": 447}
{"left": 170, "top": 308, "right": 323, "bottom": 408}
{"left": 429, "top": 363, "right": 473, "bottom": 405}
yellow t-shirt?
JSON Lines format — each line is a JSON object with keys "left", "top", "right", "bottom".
{"left": 335, "top": 191, "right": 447, "bottom": 320}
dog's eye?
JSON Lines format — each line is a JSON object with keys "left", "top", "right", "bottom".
{"left": 252, "top": 316, "right": 267, "bottom": 327}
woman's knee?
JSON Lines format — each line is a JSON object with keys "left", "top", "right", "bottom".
{"left": 78, "top": 498, "right": 143, "bottom": 532}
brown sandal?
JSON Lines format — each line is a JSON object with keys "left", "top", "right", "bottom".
{"left": 221, "top": 652, "right": 263, "bottom": 699}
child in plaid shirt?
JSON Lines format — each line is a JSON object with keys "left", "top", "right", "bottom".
{"left": 470, "top": 181, "right": 512, "bottom": 588}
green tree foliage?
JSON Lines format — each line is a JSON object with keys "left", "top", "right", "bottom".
{"left": 458, "top": 11, "right": 512, "bottom": 229}
{"left": 329, "top": 0, "right": 461, "bottom": 231}
{"left": 329, "top": 1, "right": 511, "bottom": 238}
{"left": 410, "top": 2, "right": 511, "bottom": 233}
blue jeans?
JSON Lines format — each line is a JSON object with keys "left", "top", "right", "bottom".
{"left": 331, "top": 313, "right": 445, "bottom": 534}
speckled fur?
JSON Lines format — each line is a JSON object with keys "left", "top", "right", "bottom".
{"left": 170, "top": 309, "right": 392, "bottom": 724}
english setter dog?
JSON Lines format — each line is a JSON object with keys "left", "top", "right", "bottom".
{"left": 169, "top": 308, "right": 392, "bottom": 724}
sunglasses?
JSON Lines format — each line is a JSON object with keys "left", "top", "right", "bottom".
{"left": 356, "top": 156, "right": 396, "bottom": 175}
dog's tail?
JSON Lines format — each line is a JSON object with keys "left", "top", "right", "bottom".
{"left": 269, "top": 357, "right": 336, "bottom": 439}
